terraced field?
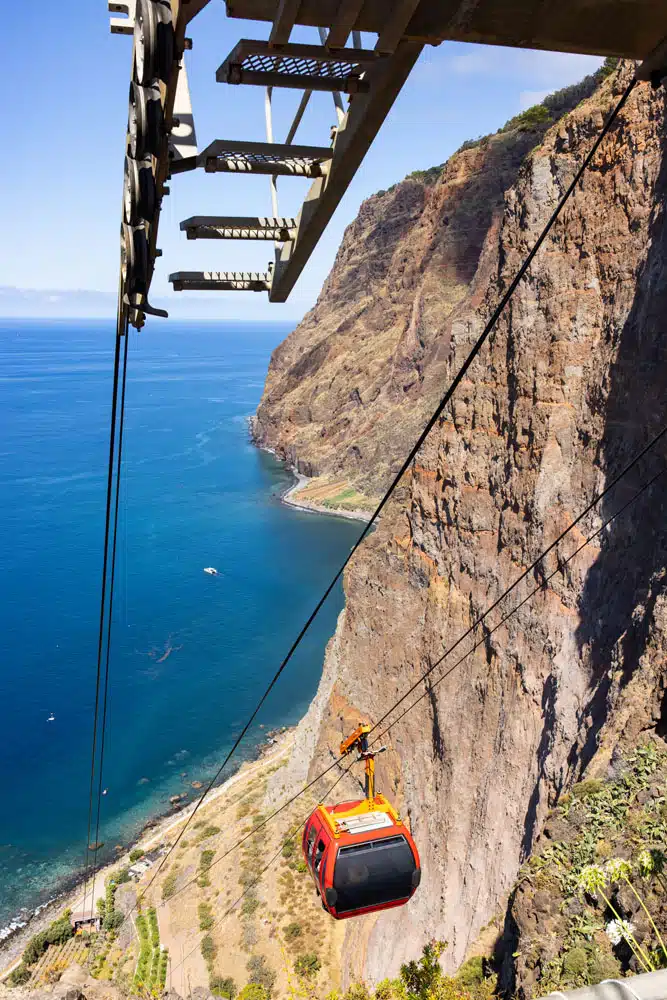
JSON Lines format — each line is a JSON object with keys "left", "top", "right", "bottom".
{"left": 27, "top": 937, "right": 89, "bottom": 987}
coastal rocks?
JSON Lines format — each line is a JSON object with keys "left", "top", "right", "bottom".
{"left": 191, "top": 781, "right": 203, "bottom": 790}
{"left": 3, "top": 967, "right": 125, "bottom": 1000}
{"left": 262, "top": 63, "right": 667, "bottom": 984}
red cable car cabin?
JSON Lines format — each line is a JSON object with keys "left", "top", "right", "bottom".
{"left": 302, "top": 725, "right": 421, "bottom": 920}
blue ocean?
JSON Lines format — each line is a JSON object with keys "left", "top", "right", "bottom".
{"left": 0, "top": 318, "right": 358, "bottom": 929}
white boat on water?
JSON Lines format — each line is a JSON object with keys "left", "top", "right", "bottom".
{"left": 47, "top": 713, "right": 55, "bottom": 722}
{"left": 203, "top": 567, "right": 219, "bottom": 576}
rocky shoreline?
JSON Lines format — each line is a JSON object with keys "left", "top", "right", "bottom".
{"left": 0, "top": 728, "right": 293, "bottom": 981}
{"left": 281, "top": 472, "right": 372, "bottom": 523}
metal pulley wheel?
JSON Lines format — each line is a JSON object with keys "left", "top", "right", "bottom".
{"left": 127, "top": 81, "right": 163, "bottom": 160}
{"left": 123, "top": 155, "right": 157, "bottom": 226}
{"left": 133, "top": 0, "right": 174, "bottom": 86}
{"left": 120, "top": 223, "right": 149, "bottom": 299}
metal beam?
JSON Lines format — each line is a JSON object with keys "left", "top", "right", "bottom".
{"left": 225, "top": 0, "right": 667, "bottom": 59}
{"left": 169, "top": 59, "right": 198, "bottom": 160}
{"left": 109, "top": 0, "right": 135, "bottom": 34}
{"left": 269, "top": 38, "right": 422, "bottom": 302}
{"left": 269, "top": 0, "right": 302, "bottom": 44}
{"left": 376, "top": 0, "right": 422, "bottom": 52}
{"left": 327, "top": 0, "right": 365, "bottom": 48}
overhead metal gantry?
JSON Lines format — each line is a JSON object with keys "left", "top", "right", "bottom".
{"left": 110, "top": 0, "right": 667, "bottom": 328}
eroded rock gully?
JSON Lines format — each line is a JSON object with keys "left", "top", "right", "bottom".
{"left": 263, "top": 65, "right": 667, "bottom": 984}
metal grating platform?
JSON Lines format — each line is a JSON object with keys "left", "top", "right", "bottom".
{"left": 181, "top": 216, "right": 298, "bottom": 240}
{"left": 201, "top": 139, "right": 332, "bottom": 177}
{"left": 217, "top": 39, "right": 377, "bottom": 93}
{"left": 170, "top": 270, "right": 272, "bottom": 291}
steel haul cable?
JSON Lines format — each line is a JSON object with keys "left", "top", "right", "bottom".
{"left": 138, "top": 73, "right": 638, "bottom": 901}
{"left": 81, "top": 306, "right": 130, "bottom": 919}
{"left": 87, "top": 320, "right": 131, "bottom": 918}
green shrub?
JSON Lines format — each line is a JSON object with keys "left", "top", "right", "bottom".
{"left": 500, "top": 104, "right": 552, "bottom": 133}
{"left": 129, "top": 848, "right": 145, "bottom": 862}
{"left": 456, "top": 956, "right": 485, "bottom": 988}
{"left": 283, "top": 922, "right": 302, "bottom": 941}
{"left": 589, "top": 951, "right": 621, "bottom": 982}
{"left": 408, "top": 165, "right": 443, "bottom": 186}
{"left": 45, "top": 914, "right": 73, "bottom": 946}
{"left": 373, "top": 980, "right": 405, "bottom": 1000}
{"left": 400, "top": 942, "right": 444, "bottom": 996}
{"left": 247, "top": 954, "right": 276, "bottom": 991}
{"left": 281, "top": 840, "right": 296, "bottom": 859}
{"left": 563, "top": 947, "right": 588, "bottom": 979}
{"left": 9, "top": 963, "right": 31, "bottom": 985}
{"left": 294, "top": 952, "right": 321, "bottom": 978}
{"left": 572, "top": 779, "right": 604, "bottom": 800}
{"left": 242, "top": 894, "right": 260, "bottom": 917}
{"left": 23, "top": 930, "right": 49, "bottom": 966}
{"left": 237, "top": 985, "right": 270, "bottom": 1000}
{"left": 600, "top": 56, "right": 620, "bottom": 79}
{"left": 197, "top": 825, "right": 221, "bottom": 842}
{"left": 162, "top": 868, "right": 179, "bottom": 900}
{"left": 293, "top": 859, "right": 308, "bottom": 874}
{"left": 158, "top": 949, "right": 169, "bottom": 989}
{"left": 115, "top": 867, "right": 131, "bottom": 885}
{"left": 210, "top": 975, "right": 237, "bottom": 998}
{"left": 201, "top": 935, "right": 217, "bottom": 965}
{"left": 342, "top": 985, "right": 371, "bottom": 1000}
{"left": 199, "top": 902, "right": 214, "bottom": 931}
{"left": 103, "top": 910, "right": 124, "bottom": 931}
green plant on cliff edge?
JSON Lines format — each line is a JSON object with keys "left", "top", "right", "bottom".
{"left": 330, "top": 943, "right": 496, "bottom": 1000}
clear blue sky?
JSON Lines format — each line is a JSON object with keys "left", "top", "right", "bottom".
{"left": 1, "top": 3, "right": 603, "bottom": 321}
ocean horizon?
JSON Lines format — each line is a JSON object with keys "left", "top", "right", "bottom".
{"left": 0, "top": 318, "right": 358, "bottom": 931}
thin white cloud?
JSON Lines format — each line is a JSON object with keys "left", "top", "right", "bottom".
{"left": 429, "top": 41, "right": 602, "bottom": 89}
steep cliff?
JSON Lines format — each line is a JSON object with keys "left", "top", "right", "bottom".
{"left": 252, "top": 71, "right": 608, "bottom": 504}
{"left": 261, "top": 62, "right": 667, "bottom": 990}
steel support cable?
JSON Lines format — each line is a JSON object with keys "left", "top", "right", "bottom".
{"left": 370, "top": 464, "right": 667, "bottom": 751}
{"left": 136, "top": 76, "right": 638, "bottom": 900}
{"left": 87, "top": 322, "right": 131, "bottom": 918}
{"left": 138, "top": 418, "right": 667, "bottom": 918}
{"left": 165, "top": 456, "right": 666, "bottom": 983}
{"left": 81, "top": 311, "right": 127, "bottom": 918}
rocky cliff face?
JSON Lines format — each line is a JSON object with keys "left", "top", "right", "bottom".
{"left": 262, "top": 63, "right": 667, "bottom": 988}
{"left": 253, "top": 74, "right": 606, "bottom": 501}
